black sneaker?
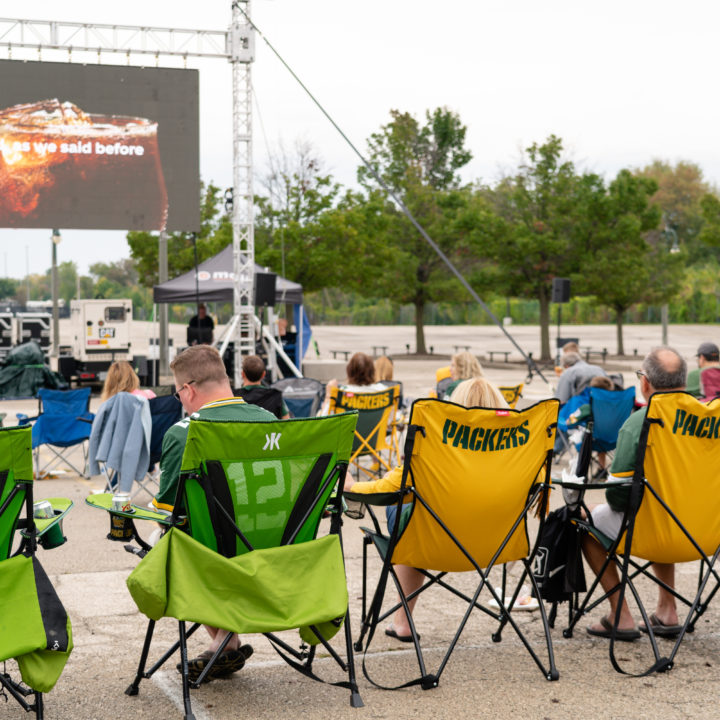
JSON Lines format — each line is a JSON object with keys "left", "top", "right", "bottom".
{"left": 206, "top": 645, "right": 254, "bottom": 680}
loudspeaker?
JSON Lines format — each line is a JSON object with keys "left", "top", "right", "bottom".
{"left": 254, "top": 272, "right": 277, "bottom": 307}
{"left": 551, "top": 278, "right": 571, "bottom": 303}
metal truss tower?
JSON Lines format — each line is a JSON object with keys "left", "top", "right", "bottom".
{"left": 0, "top": 4, "right": 255, "bottom": 385}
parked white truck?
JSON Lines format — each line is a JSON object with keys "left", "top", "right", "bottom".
{"left": 59, "top": 299, "right": 134, "bottom": 384}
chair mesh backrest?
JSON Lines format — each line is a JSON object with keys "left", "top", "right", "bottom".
{"left": 148, "top": 394, "right": 183, "bottom": 467}
{"left": 393, "top": 398, "right": 558, "bottom": 572}
{"left": 38, "top": 387, "right": 91, "bottom": 415}
{"left": 619, "top": 392, "right": 720, "bottom": 563}
{"left": 330, "top": 386, "right": 399, "bottom": 455}
{"left": 589, "top": 386, "right": 635, "bottom": 451}
{"left": 178, "top": 414, "right": 356, "bottom": 557}
{"left": 0, "top": 426, "right": 33, "bottom": 560}
{"left": 272, "top": 377, "right": 324, "bottom": 418}
{"left": 701, "top": 367, "right": 720, "bottom": 400}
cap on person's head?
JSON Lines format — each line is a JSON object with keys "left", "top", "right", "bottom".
{"left": 697, "top": 342, "right": 720, "bottom": 361}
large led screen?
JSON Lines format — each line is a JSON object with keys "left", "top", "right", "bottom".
{"left": 0, "top": 59, "right": 199, "bottom": 231}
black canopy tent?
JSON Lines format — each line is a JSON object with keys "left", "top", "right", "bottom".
{"left": 152, "top": 244, "right": 303, "bottom": 305}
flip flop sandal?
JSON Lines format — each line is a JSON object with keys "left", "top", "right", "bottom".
{"left": 639, "top": 613, "right": 683, "bottom": 638}
{"left": 586, "top": 615, "right": 641, "bottom": 641}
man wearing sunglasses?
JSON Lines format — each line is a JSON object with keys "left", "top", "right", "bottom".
{"left": 151, "top": 344, "right": 275, "bottom": 682}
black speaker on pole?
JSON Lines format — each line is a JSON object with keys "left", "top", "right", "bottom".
{"left": 551, "top": 278, "right": 571, "bottom": 303}
{"left": 254, "top": 272, "right": 277, "bottom": 307}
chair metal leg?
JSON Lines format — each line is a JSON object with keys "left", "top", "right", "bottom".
{"left": 178, "top": 621, "right": 196, "bottom": 720}
{"left": 343, "top": 609, "right": 364, "bottom": 707}
{"left": 35, "top": 691, "right": 43, "bottom": 719}
{"left": 126, "top": 619, "right": 155, "bottom": 696}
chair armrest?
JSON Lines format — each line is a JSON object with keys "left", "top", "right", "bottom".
{"left": 16, "top": 413, "right": 38, "bottom": 425}
{"left": 552, "top": 477, "right": 631, "bottom": 491}
{"left": 85, "top": 493, "right": 174, "bottom": 525}
{"left": 343, "top": 490, "right": 407, "bottom": 506}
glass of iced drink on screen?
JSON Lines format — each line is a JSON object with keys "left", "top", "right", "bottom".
{"left": 0, "top": 99, "right": 168, "bottom": 229}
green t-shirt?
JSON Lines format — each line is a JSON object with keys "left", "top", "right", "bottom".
{"left": 152, "top": 397, "right": 275, "bottom": 511}
{"left": 686, "top": 368, "right": 702, "bottom": 398}
{"left": 606, "top": 406, "right": 646, "bottom": 512}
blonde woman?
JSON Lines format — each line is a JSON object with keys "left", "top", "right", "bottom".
{"left": 443, "top": 351, "right": 484, "bottom": 399}
{"left": 374, "top": 356, "right": 394, "bottom": 382}
{"left": 344, "top": 377, "right": 508, "bottom": 641}
{"left": 101, "top": 361, "right": 156, "bottom": 402}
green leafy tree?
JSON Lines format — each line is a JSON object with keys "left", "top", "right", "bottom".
{"left": 479, "top": 135, "right": 585, "bottom": 361}
{"left": 579, "top": 170, "right": 667, "bottom": 354}
{"left": 254, "top": 143, "right": 370, "bottom": 293}
{"left": 634, "top": 160, "right": 711, "bottom": 263}
{"left": 355, "top": 107, "right": 474, "bottom": 353}
{"left": 0, "top": 278, "right": 18, "bottom": 299}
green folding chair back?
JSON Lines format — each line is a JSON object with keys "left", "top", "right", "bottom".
{"left": 179, "top": 414, "right": 355, "bottom": 555}
{"left": 124, "top": 413, "right": 364, "bottom": 717}
{"left": 0, "top": 425, "right": 74, "bottom": 718}
{"left": 0, "top": 426, "right": 33, "bottom": 561}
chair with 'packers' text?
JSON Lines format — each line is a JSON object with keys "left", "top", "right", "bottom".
{"left": 0, "top": 425, "right": 73, "bottom": 719}
{"left": 563, "top": 391, "right": 720, "bottom": 675}
{"left": 86, "top": 412, "right": 362, "bottom": 719}
{"left": 329, "top": 385, "right": 400, "bottom": 480}
{"left": 347, "top": 397, "right": 560, "bottom": 689}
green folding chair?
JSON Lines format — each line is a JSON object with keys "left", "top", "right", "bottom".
{"left": 87, "top": 412, "right": 362, "bottom": 719}
{"left": 0, "top": 425, "right": 74, "bottom": 719}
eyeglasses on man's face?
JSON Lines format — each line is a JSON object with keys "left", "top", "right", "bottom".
{"left": 635, "top": 370, "right": 646, "bottom": 381}
{"left": 173, "top": 380, "right": 196, "bottom": 402}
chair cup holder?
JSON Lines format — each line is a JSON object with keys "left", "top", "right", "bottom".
{"left": 107, "top": 512, "right": 134, "bottom": 542}
{"left": 39, "top": 511, "right": 67, "bottom": 549}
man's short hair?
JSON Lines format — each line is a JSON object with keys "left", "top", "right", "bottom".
{"left": 642, "top": 346, "right": 687, "bottom": 390}
{"left": 242, "top": 355, "right": 266, "bottom": 383}
{"left": 562, "top": 341, "right": 580, "bottom": 354}
{"left": 563, "top": 351, "right": 582, "bottom": 368}
{"left": 170, "top": 345, "right": 228, "bottom": 387}
{"left": 697, "top": 342, "right": 720, "bottom": 362}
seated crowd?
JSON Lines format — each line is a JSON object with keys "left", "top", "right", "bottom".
{"left": 93, "top": 337, "right": 718, "bottom": 683}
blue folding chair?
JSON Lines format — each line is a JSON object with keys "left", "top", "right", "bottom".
{"left": 571, "top": 386, "right": 636, "bottom": 480}
{"left": 18, "top": 388, "right": 94, "bottom": 479}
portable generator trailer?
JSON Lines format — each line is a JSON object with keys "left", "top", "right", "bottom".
{"left": 59, "top": 299, "right": 133, "bottom": 385}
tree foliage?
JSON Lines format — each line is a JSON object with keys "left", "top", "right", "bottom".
{"left": 354, "top": 107, "right": 474, "bottom": 353}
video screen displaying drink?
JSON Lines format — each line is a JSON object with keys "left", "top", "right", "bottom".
{"left": 0, "top": 60, "right": 199, "bottom": 231}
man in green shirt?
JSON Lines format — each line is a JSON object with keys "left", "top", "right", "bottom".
{"left": 584, "top": 347, "right": 686, "bottom": 641}
{"left": 152, "top": 345, "right": 275, "bottom": 681}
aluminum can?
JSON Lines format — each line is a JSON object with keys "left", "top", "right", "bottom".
{"left": 111, "top": 493, "right": 132, "bottom": 513}
{"left": 33, "top": 500, "right": 54, "bottom": 519}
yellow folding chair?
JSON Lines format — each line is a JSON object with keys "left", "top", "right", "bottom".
{"left": 329, "top": 385, "right": 400, "bottom": 479}
{"left": 564, "top": 391, "right": 720, "bottom": 674}
{"left": 347, "top": 397, "right": 560, "bottom": 688}
{"left": 499, "top": 383, "right": 524, "bottom": 409}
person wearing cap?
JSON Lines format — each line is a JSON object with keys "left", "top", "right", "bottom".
{"left": 686, "top": 342, "right": 720, "bottom": 398}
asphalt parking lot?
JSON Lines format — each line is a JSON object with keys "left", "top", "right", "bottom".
{"left": 3, "top": 322, "right": 720, "bottom": 719}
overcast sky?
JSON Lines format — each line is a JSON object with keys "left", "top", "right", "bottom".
{"left": 2, "top": 0, "right": 718, "bottom": 279}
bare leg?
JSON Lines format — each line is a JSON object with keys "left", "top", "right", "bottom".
{"left": 582, "top": 534, "right": 636, "bottom": 630}
{"left": 652, "top": 563, "right": 678, "bottom": 626}
{"left": 390, "top": 564, "right": 425, "bottom": 636}
{"left": 203, "top": 626, "right": 240, "bottom": 652}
